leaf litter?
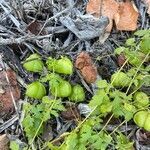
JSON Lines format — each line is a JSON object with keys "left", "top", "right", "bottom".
{"left": 86, "top": 0, "right": 139, "bottom": 31}
{"left": 0, "top": 0, "right": 150, "bottom": 149}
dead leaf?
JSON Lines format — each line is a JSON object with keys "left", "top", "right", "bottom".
{"left": 114, "top": 1, "right": 139, "bottom": 31}
{"left": 75, "top": 52, "right": 97, "bottom": 83}
{"left": 0, "top": 134, "right": 9, "bottom": 150}
{"left": 86, "top": 0, "right": 119, "bottom": 31}
{"left": 86, "top": 0, "right": 139, "bottom": 31}
{"left": 0, "top": 69, "right": 20, "bottom": 115}
{"left": 86, "top": 0, "right": 101, "bottom": 17}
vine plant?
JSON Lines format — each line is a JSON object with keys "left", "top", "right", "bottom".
{"left": 10, "top": 30, "right": 150, "bottom": 150}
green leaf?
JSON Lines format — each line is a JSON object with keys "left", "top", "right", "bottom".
{"left": 80, "top": 124, "right": 92, "bottom": 143}
{"left": 112, "top": 95, "right": 124, "bottom": 117}
{"left": 89, "top": 94, "right": 103, "bottom": 108}
{"left": 97, "top": 80, "right": 108, "bottom": 89}
{"left": 116, "top": 132, "right": 134, "bottom": 150}
{"left": 100, "top": 102, "right": 112, "bottom": 114}
{"left": 66, "top": 132, "right": 78, "bottom": 149}
{"left": 140, "top": 38, "right": 150, "bottom": 54}
{"left": 10, "top": 141, "right": 19, "bottom": 150}
{"left": 126, "top": 38, "right": 135, "bottom": 46}
{"left": 47, "top": 143, "right": 60, "bottom": 150}
{"left": 134, "top": 30, "right": 150, "bottom": 37}
{"left": 22, "top": 98, "right": 65, "bottom": 142}
{"left": 114, "top": 47, "right": 126, "bottom": 55}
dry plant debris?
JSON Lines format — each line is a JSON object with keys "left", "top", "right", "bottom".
{"left": 114, "top": 1, "right": 139, "bottom": 31}
{"left": 75, "top": 52, "right": 97, "bottom": 83}
{"left": 86, "top": 0, "right": 139, "bottom": 31}
{"left": 117, "top": 54, "right": 126, "bottom": 67}
{"left": 0, "top": 69, "right": 20, "bottom": 114}
{"left": 26, "top": 20, "right": 47, "bottom": 35}
{"left": 61, "top": 105, "right": 80, "bottom": 120}
{"left": 86, "top": 0, "right": 118, "bottom": 31}
{"left": 0, "top": 134, "right": 9, "bottom": 150}
{"left": 143, "top": 0, "right": 150, "bottom": 15}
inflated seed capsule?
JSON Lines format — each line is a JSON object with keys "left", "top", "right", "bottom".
{"left": 47, "top": 56, "right": 73, "bottom": 75}
{"left": 133, "top": 92, "right": 149, "bottom": 108}
{"left": 144, "top": 113, "right": 150, "bottom": 131}
{"left": 26, "top": 81, "right": 46, "bottom": 99}
{"left": 50, "top": 79, "right": 72, "bottom": 98}
{"left": 69, "top": 84, "right": 85, "bottom": 102}
{"left": 111, "top": 72, "right": 130, "bottom": 87}
{"left": 23, "top": 54, "right": 44, "bottom": 73}
{"left": 134, "top": 111, "right": 148, "bottom": 128}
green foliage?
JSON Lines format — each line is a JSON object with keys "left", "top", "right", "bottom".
{"left": 22, "top": 97, "right": 65, "bottom": 143}
{"left": 115, "top": 132, "right": 134, "bottom": 150}
{"left": 58, "top": 118, "right": 111, "bottom": 150}
{"left": 88, "top": 80, "right": 137, "bottom": 121}
{"left": 115, "top": 30, "right": 150, "bottom": 67}
{"left": 10, "top": 141, "right": 19, "bottom": 150}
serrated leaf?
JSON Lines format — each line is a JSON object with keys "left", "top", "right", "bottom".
{"left": 89, "top": 94, "right": 103, "bottom": 108}
{"left": 134, "top": 30, "right": 150, "bottom": 37}
{"left": 66, "top": 132, "right": 78, "bottom": 149}
{"left": 115, "top": 47, "right": 126, "bottom": 55}
{"left": 116, "top": 132, "right": 134, "bottom": 150}
{"left": 97, "top": 80, "right": 108, "bottom": 89}
{"left": 126, "top": 38, "right": 135, "bottom": 46}
{"left": 10, "top": 141, "right": 19, "bottom": 150}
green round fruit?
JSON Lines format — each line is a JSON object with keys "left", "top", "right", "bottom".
{"left": 23, "top": 54, "right": 44, "bottom": 73}
{"left": 143, "top": 113, "right": 150, "bottom": 131}
{"left": 47, "top": 56, "right": 73, "bottom": 75}
{"left": 26, "top": 81, "right": 46, "bottom": 99}
{"left": 134, "top": 92, "right": 149, "bottom": 108}
{"left": 50, "top": 80, "right": 72, "bottom": 97}
{"left": 133, "top": 111, "right": 148, "bottom": 128}
{"left": 111, "top": 72, "right": 130, "bottom": 87}
{"left": 69, "top": 84, "right": 85, "bottom": 102}
{"left": 55, "top": 57, "right": 73, "bottom": 75}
